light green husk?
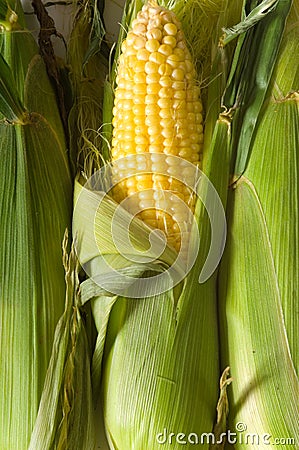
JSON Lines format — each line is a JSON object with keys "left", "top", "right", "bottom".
{"left": 0, "top": 0, "right": 72, "bottom": 448}
{"left": 218, "top": 0, "right": 299, "bottom": 447}
{"left": 28, "top": 236, "right": 96, "bottom": 450}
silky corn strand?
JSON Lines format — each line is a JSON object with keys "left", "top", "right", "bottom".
{"left": 111, "top": 1, "right": 203, "bottom": 252}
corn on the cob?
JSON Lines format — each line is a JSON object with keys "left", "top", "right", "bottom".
{"left": 87, "top": 3, "right": 232, "bottom": 449}
{"left": 111, "top": 1, "right": 203, "bottom": 252}
{"left": 52, "top": 0, "right": 242, "bottom": 448}
{"left": 0, "top": 0, "right": 72, "bottom": 448}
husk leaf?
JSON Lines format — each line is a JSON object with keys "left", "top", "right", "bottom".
{"left": 28, "top": 239, "right": 97, "bottom": 450}
{"left": 0, "top": 0, "right": 72, "bottom": 447}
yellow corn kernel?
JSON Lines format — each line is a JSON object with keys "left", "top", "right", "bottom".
{"left": 164, "top": 22, "right": 177, "bottom": 36}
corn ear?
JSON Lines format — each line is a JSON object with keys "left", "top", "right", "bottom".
{"left": 72, "top": 1, "right": 240, "bottom": 448}
{"left": 219, "top": 0, "right": 299, "bottom": 446}
{"left": 0, "top": 1, "right": 72, "bottom": 448}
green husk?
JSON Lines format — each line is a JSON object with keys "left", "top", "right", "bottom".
{"left": 223, "top": 0, "right": 292, "bottom": 175}
{"left": 67, "top": 0, "right": 108, "bottom": 174}
{"left": 0, "top": 0, "right": 72, "bottom": 448}
{"left": 0, "top": 53, "right": 25, "bottom": 120}
{"left": 218, "top": 0, "right": 299, "bottom": 446}
{"left": 28, "top": 237, "right": 96, "bottom": 450}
